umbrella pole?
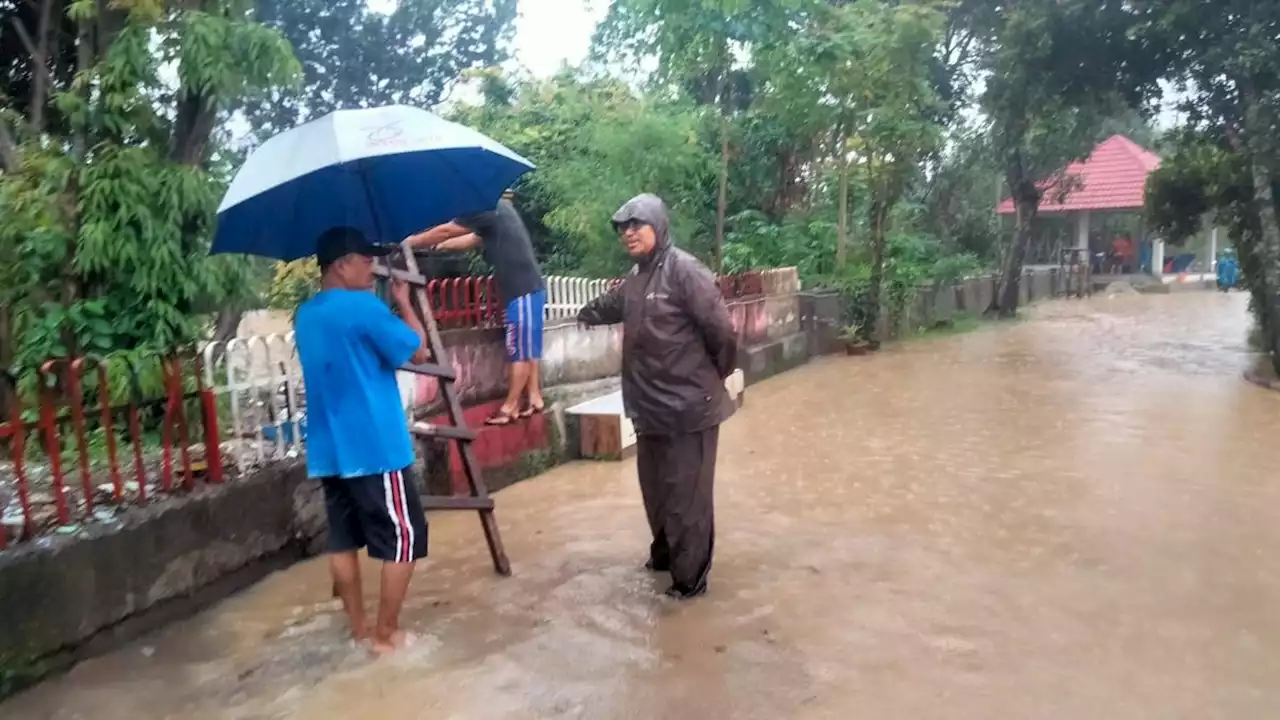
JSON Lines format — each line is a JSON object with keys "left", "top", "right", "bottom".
{"left": 357, "top": 159, "right": 390, "bottom": 244}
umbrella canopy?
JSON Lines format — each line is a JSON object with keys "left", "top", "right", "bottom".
{"left": 211, "top": 105, "right": 534, "bottom": 261}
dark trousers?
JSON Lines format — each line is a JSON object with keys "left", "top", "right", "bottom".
{"left": 636, "top": 426, "right": 719, "bottom": 592}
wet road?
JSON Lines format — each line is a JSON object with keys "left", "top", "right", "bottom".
{"left": 8, "top": 291, "right": 1280, "bottom": 719}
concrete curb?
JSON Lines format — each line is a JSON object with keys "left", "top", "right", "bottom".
{"left": 0, "top": 461, "right": 320, "bottom": 699}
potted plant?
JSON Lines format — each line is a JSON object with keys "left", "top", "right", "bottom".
{"left": 839, "top": 323, "right": 873, "bottom": 356}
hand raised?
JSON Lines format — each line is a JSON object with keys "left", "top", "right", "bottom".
{"left": 390, "top": 279, "right": 412, "bottom": 307}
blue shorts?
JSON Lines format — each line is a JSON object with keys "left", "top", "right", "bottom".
{"left": 504, "top": 289, "right": 546, "bottom": 362}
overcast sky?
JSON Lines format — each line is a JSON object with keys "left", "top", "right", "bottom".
{"left": 510, "top": 0, "right": 608, "bottom": 77}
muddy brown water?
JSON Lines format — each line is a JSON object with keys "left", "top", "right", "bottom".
{"left": 7, "top": 292, "right": 1280, "bottom": 720}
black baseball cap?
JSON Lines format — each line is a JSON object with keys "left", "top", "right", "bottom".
{"left": 315, "top": 226, "right": 394, "bottom": 270}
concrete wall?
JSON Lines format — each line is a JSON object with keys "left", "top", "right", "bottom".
{"left": 410, "top": 289, "right": 807, "bottom": 493}
{"left": 0, "top": 461, "right": 327, "bottom": 697}
{"left": 406, "top": 289, "right": 802, "bottom": 414}
{"left": 406, "top": 322, "right": 625, "bottom": 412}
{"left": 887, "top": 269, "right": 1062, "bottom": 339}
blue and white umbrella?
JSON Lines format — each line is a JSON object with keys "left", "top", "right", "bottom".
{"left": 211, "top": 105, "right": 535, "bottom": 261}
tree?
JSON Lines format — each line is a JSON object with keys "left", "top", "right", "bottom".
{"left": 756, "top": 0, "right": 944, "bottom": 337}
{"left": 1138, "top": 0, "right": 1280, "bottom": 368}
{"left": 0, "top": 0, "right": 298, "bottom": 379}
{"left": 451, "top": 71, "right": 716, "bottom": 275}
{"left": 842, "top": 1, "right": 945, "bottom": 338}
{"left": 978, "top": 0, "right": 1164, "bottom": 317}
{"left": 916, "top": 125, "right": 1003, "bottom": 261}
{"left": 1146, "top": 132, "right": 1272, "bottom": 344}
{"left": 242, "top": 0, "right": 516, "bottom": 141}
{"left": 593, "top": 0, "right": 787, "bottom": 271}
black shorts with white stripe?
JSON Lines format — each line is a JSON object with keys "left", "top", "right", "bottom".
{"left": 321, "top": 467, "right": 428, "bottom": 563}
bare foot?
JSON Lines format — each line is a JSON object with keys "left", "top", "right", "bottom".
{"left": 370, "top": 629, "right": 414, "bottom": 657}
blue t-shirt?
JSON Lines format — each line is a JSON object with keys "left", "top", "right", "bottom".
{"left": 295, "top": 289, "right": 420, "bottom": 479}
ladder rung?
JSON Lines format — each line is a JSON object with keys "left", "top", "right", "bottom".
{"left": 422, "top": 495, "right": 495, "bottom": 511}
{"left": 400, "top": 361, "right": 456, "bottom": 380}
{"left": 371, "top": 264, "right": 429, "bottom": 285}
{"left": 411, "top": 421, "right": 477, "bottom": 442}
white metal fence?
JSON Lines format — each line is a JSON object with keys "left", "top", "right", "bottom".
{"left": 545, "top": 276, "right": 614, "bottom": 321}
{"left": 201, "top": 333, "right": 306, "bottom": 471}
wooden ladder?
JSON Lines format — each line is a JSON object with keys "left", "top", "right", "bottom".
{"left": 372, "top": 248, "right": 511, "bottom": 576}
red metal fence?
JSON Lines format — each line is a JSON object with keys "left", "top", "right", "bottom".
{"left": 0, "top": 351, "right": 223, "bottom": 548}
{"left": 424, "top": 276, "right": 503, "bottom": 329}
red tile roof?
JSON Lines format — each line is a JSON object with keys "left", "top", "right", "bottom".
{"left": 996, "top": 135, "right": 1160, "bottom": 215}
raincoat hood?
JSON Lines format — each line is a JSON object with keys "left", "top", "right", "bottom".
{"left": 611, "top": 193, "right": 673, "bottom": 253}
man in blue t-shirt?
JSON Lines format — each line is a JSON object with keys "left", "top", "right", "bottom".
{"left": 295, "top": 226, "right": 430, "bottom": 656}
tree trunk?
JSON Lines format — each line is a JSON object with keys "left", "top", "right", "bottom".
{"left": 171, "top": 94, "right": 218, "bottom": 166}
{"left": 1240, "top": 84, "right": 1280, "bottom": 374}
{"left": 868, "top": 198, "right": 888, "bottom": 342}
{"left": 56, "top": 12, "right": 95, "bottom": 356}
{"left": 715, "top": 110, "right": 729, "bottom": 273}
{"left": 24, "top": 0, "right": 55, "bottom": 132}
{"left": 1247, "top": 159, "right": 1280, "bottom": 322}
{"left": 990, "top": 165, "right": 1040, "bottom": 318}
{"left": 209, "top": 307, "right": 245, "bottom": 355}
{"left": 0, "top": 121, "right": 18, "bottom": 172}
{"left": 836, "top": 155, "right": 849, "bottom": 268}
{"left": 0, "top": 305, "right": 12, "bottom": 421}
{"left": 990, "top": 197, "right": 1036, "bottom": 317}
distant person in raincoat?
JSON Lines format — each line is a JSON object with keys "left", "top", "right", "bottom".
{"left": 1217, "top": 249, "right": 1240, "bottom": 292}
{"left": 577, "top": 194, "right": 738, "bottom": 600}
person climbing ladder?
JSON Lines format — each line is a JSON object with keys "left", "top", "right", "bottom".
{"left": 405, "top": 190, "right": 547, "bottom": 426}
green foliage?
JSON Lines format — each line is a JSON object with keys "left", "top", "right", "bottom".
{"left": 268, "top": 259, "right": 321, "bottom": 311}
{"left": 915, "top": 126, "right": 1003, "bottom": 260}
{"left": 452, "top": 73, "right": 717, "bottom": 275}
{"left": 0, "top": 2, "right": 298, "bottom": 373}
{"left": 1138, "top": 0, "right": 1280, "bottom": 369}
{"left": 243, "top": 0, "right": 516, "bottom": 140}
{"left": 722, "top": 211, "right": 838, "bottom": 277}
{"left": 1147, "top": 130, "right": 1277, "bottom": 350}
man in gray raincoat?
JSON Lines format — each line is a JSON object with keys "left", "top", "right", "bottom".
{"left": 578, "top": 194, "right": 738, "bottom": 599}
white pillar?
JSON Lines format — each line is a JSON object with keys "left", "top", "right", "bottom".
{"left": 1152, "top": 237, "right": 1165, "bottom": 279}
{"left": 1076, "top": 210, "right": 1091, "bottom": 250}
{"left": 1209, "top": 227, "right": 1218, "bottom": 272}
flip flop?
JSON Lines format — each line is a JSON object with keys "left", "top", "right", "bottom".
{"left": 518, "top": 403, "right": 545, "bottom": 418}
{"left": 484, "top": 408, "right": 519, "bottom": 426}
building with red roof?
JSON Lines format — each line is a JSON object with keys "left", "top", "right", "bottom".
{"left": 995, "top": 135, "right": 1209, "bottom": 278}
{"left": 996, "top": 135, "right": 1160, "bottom": 216}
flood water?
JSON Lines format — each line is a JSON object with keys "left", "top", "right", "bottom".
{"left": 8, "top": 291, "right": 1280, "bottom": 719}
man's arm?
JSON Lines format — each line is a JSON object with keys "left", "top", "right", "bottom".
{"left": 436, "top": 233, "right": 481, "bottom": 252}
{"left": 391, "top": 293, "right": 432, "bottom": 365}
{"left": 577, "top": 284, "right": 625, "bottom": 326}
{"left": 405, "top": 221, "right": 471, "bottom": 249}
{"left": 678, "top": 261, "right": 738, "bottom": 379}
{"left": 362, "top": 285, "right": 430, "bottom": 367}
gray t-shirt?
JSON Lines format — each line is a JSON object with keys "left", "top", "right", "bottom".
{"left": 457, "top": 199, "right": 545, "bottom": 305}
